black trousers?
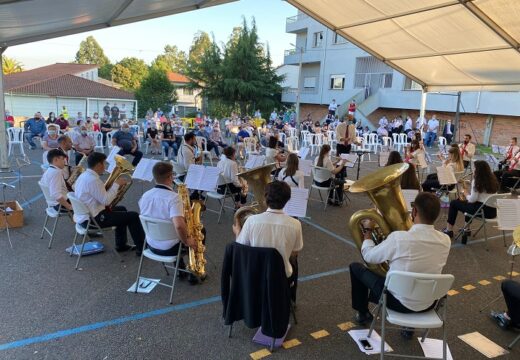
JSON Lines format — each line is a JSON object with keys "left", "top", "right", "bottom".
{"left": 495, "top": 169, "right": 520, "bottom": 191}
{"left": 314, "top": 178, "right": 344, "bottom": 202}
{"left": 349, "top": 262, "right": 434, "bottom": 314}
{"left": 336, "top": 143, "right": 351, "bottom": 178}
{"left": 445, "top": 134, "right": 453, "bottom": 144}
{"left": 94, "top": 206, "right": 144, "bottom": 250}
{"left": 502, "top": 280, "right": 520, "bottom": 326}
{"left": 218, "top": 183, "right": 246, "bottom": 204}
{"left": 289, "top": 255, "right": 298, "bottom": 303}
{"left": 118, "top": 148, "right": 143, "bottom": 166}
{"left": 447, "top": 199, "right": 496, "bottom": 225}
{"left": 463, "top": 160, "right": 470, "bottom": 169}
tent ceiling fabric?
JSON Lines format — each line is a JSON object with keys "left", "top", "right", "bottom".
{"left": 287, "top": 0, "right": 520, "bottom": 91}
{"left": 0, "top": 0, "right": 236, "bottom": 47}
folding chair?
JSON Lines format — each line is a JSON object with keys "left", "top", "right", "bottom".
{"left": 135, "top": 215, "right": 190, "bottom": 304}
{"left": 368, "top": 271, "right": 455, "bottom": 360}
{"left": 38, "top": 182, "right": 71, "bottom": 249}
{"left": 204, "top": 175, "right": 236, "bottom": 223}
{"left": 309, "top": 166, "right": 340, "bottom": 210}
{"left": 67, "top": 192, "right": 120, "bottom": 269}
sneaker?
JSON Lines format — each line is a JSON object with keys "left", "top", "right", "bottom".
{"left": 354, "top": 311, "right": 374, "bottom": 326}
{"left": 490, "top": 311, "right": 511, "bottom": 330}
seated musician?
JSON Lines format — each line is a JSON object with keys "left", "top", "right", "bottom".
{"left": 112, "top": 123, "right": 143, "bottom": 166}
{"left": 265, "top": 136, "right": 287, "bottom": 176}
{"left": 72, "top": 125, "right": 95, "bottom": 165}
{"left": 386, "top": 151, "right": 421, "bottom": 190}
{"left": 40, "top": 149, "right": 72, "bottom": 212}
{"left": 236, "top": 181, "right": 303, "bottom": 302}
{"left": 443, "top": 161, "right": 498, "bottom": 238}
{"left": 278, "top": 153, "right": 305, "bottom": 189}
{"left": 313, "top": 144, "right": 347, "bottom": 206}
{"left": 422, "top": 147, "right": 464, "bottom": 192}
{"left": 459, "top": 134, "right": 476, "bottom": 169}
{"left": 73, "top": 152, "right": 144, "bottom": 255}
{"left": 176, "top": 132, "right": 200, "bottom": 181}
{"left": 498, "top": 137, "right": 519, "bottom": 171}
{"left": 491, "top": 280, "right": 520, "bottom": 330}
{"left": 349, "top": 193, "right": 451, "bottom": 337}
{"left": 216, "top": 147, "right": 247, "bottom": 209}
{"left": 495, "top": 137, "right": 520, "bottom": 192}
{"left": 57, "top": 135, "right": 73, "bottom": 181}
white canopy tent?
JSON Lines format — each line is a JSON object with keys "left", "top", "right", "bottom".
{"left": 0, "top": 0, "right": 236, "bottom": 169}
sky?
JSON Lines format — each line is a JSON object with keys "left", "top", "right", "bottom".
{"left": 4, "top": 0, "right": 297, "bottom": 70}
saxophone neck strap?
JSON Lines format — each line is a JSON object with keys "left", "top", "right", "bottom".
{"left": 155, "top": 184, "right": 173, "bottom": 192}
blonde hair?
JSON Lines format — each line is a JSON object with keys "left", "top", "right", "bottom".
{"left": 448, "top": 147, "right": 464, "bottom": 172}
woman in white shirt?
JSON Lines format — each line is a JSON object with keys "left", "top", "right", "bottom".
{"left": 217, "top": 146, "right": 246, "bottom": 209}
{"left": 422, "top": 146, "right": 464, "bottom": 192}
{"left": 313, "top": 144, "right": 346, "bottom": 205}
{"left": 278, "top": 153, "right": 305, "bottom": 189}
{"left": 443, "top": 160, "right": 499, "bottom": 239}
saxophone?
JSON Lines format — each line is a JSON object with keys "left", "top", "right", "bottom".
{"left": 67, "top": 154, "right": 87, "bottom": 190}
{"left": 178, "top": 184, "right": 206, "bottom": 279}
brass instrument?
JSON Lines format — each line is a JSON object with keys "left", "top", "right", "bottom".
{"left": 238, "top": 163, "right": 275, "bottom": 212}
{"left": 104, "top": 155, "right": 134, "bottom": 209}
{"left": 238, "top": 165, "right": 249, "bottom": 197}
{"left": 67, "top": 154, "right": 87, "bottom": 190}
{"left": 349, "top": 163, "right": 412, "bottom": 276}
{"left": 178, "top": 184, "right": 206, "bottom": 279}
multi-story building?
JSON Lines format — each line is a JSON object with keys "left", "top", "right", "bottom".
{"left": 167, "top": 72, "right": 202, "bottom": 117}
{"left": 282, "top": 11, "right": 520, "bottom": 145}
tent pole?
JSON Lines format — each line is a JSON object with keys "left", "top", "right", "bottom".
{"left": 454, "top": 91, "right": 462, "bottom": 143}
{"left": 419, "top": 88, "right": 427, "bottom": 121}
{"left": 0, "top": 48, "right": 9, "bottom": 170}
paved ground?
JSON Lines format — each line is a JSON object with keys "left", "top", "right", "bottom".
{"left": 0, "top": 146, "right": 519, "bottom": 360}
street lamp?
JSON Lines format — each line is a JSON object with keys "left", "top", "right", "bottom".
{"left": 290, "top": 43, "right": 303, "bottom": 128}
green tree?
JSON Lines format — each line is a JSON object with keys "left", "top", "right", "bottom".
{"left": 2, "top": 56, "right": 24, "bottom": 74}
{"left": 98, "top": 63, "right": 114, "bottom": 80}
{"left": 188, "top": 31, "right": 212, "bottom": 68}
{"left": 151, "top": 45, "right": 187, "bottom": 74}
{"left": 110, "top": 64, "right": 132, "bottom": 89}
{"left": 75, "top": 36, "right": 110, "bottom": 67}
{"left": 116, "top": 57, "right": 149, "bottom": 90}
{"left": 135, "top": 69, "right": 177, "bottom": 117}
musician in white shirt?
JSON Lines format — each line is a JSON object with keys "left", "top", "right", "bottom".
{"left": 40, "top": 149, "right": 72, "bottom": 211}
{"left": 458, "top": 134, "right": 476, "bottom": 168}
{"left": 73, "top": 152, "right": 144, "bottom": 254}
{"left": 350, "top": 192, "right": 451, "bottom": 327}
{"left": 495, "top": 147, "right": 520, "bottom": 192}
{"left": 278, "top": 153, "right": 305, "bottom": 189}
{"left": 217, "top": 147, "right": 247, "bottom": 208}
{"left": 176, "top": 132, "right": 199, "bottom": 180}
{"left": 498, "top": 137, "right": 519, "bottom": 171}
{"left": 313, "top": 144, "right": 347, "bottom": 205}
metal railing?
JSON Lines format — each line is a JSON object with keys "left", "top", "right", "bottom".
{"left": 282, "top": 87, "right": 319, "bottom": 95}
{"left": 286, "top": 13, "right": 309, "bottom": 24}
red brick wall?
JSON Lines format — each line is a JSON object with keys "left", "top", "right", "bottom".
{"left": 368, "top": 108, "right": 520, "bottom": 146}
{"left": 300, "top": 104, "right": 328, "bottom": 123}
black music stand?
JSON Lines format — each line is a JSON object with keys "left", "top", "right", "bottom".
{"left": 355, "top": 150, "right": 371, "bottom": 180}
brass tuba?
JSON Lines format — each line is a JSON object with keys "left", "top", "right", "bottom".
{"left": 238, "top": 163, "right": 275, "bottom": 212}
{"left": 104, "top": 155, "right": 134, "bottom": 209}
{"left": 67, "top": 154, "right": 87, "bottom": 190}
{"left": 348, "top": 163, "right": 412, "bottom": 276}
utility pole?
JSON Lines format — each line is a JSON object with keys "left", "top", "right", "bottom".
{"left": 0, "top": 47, "right": 9, "bottom": 169}
{"left": 453, "top": 91, "right": 462, "bottom": 143}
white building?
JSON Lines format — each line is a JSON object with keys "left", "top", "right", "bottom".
{"left": 167, "top": 72, "right": 201, "bottom": 117}
{"left": 282, "top": 11, "right": 520, "bottom": 145}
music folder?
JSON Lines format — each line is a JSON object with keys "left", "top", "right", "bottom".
{"left": 132, "top": 158, "right": 159, "bottom": 182}
{"left": 436, "top": 166, "right": 457, "bottom": 185}
{"left": 244, "top": 155, "right": 266, "bottom": 169}
{"left": 497, "top": 199, "right": 520, "bottom": 230}
{"left": 283, "top": 188, "right": 309, "bottom": 218}
{"left": 340, "top": 153, "right": 358, "bottom": 168}
{"left": 185, "top": 165, "right": 221, "bottom": 192}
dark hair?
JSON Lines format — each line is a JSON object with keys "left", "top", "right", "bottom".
{"left": 401, "top": 163, "right": 421, "bottom": 190}
{"left": 413, "top": 192, "right": 441, "bottom": 224}
{"left": 57, "top": 135, "right": 70, "bottom": 144}
{"left": 410, "top": 140, "right": 420, "bottom": 152}
{"left": 223, "top": 146, "right": 236, "bottom": 159}
{"left": 47, "top": 149, "right": 66, "bottom": 164}
{"left": 512, "top": 137, "right": 517, "bottom": 143}
{"left": 265, "top": 181, "right": 291, "bottom": 209}
{"left": 473, "top": 160, "right": 499, "bottom": 194}
{"left": 87, "top": 152, "right": 107, "bottom": 169}
{"left": 184, "top": 132, "right": 195, "bottom": 142}
{"left": 152, "top": 161, "right": 173, "bottom": 183}
{"left": 386, "top": 151, "right": 403, "bottom": 166}
{"left": 268, "top": 136, "right": 278, "bottom": 149}
{"left": 464, "top": 134, "right": 472, "bottom": 139}
{"left": 285, "top": 153, "right": 299, "bottom": 177}
{"left": 317, "top": 144, "right": 331, "bottom": 167}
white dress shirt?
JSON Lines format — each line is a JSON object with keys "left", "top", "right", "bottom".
{"left": 362, "top": 224, "right": 451, "bottom": 311}
{"left": 265, "top": 147, "right": 279, "bottom": 164}
{"left": 236, "top": 209, "right": 303, "bottom": 277}
{"left": 466, "top": 179, "right": 494, "bottom": 204}
{"left": 328, "top": 102, "right": 338, "bottom": 111}
{"left": 217, "top": 156, "right": 241, "bottom": 187}
{"left": 313, "top": 156, "right": 334, "bottom": 182}
{"left": 177, "top": 143, "right": 195, "bottom": 175}
{"left": 73, "top": 169, "right": 119, "bottom": 223}
{"left": 459, "top": 142, "right": 475, "bottom": 162}
{"left": 41, "top": 165, "right": 68, "bottom": 206}
{"left": 427, "top": 118, "right": 439, "bottom": 132}
{"left": 278, "top": 168, "right": 305, "bottom": 188}
{"left": 379, "top": 117, "right": 388, "bottom": 127}
{"left": 138, "top": 186, "right": 183, "bottom": 250}
{"left": 404, "top": 118, "right": 412, "bottom": 131}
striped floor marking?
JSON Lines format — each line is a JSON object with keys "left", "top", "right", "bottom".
{"left": 462, "top": 284, "right": 476, "bottom": 291}
{"left": 337, "top": 322, "right": 355, "bottom": 331}
{"left": 250, "top": 349, "right": 271, "bottom": 359}
{"left": 478, "top": 280, "right": 492, "bottom": 286}
{"left": 310, "top": 330, "right": 330, "bottom": 339}
{"left": 282, "top": 338, "right": 301, "bottom": 349}
{"left": 447, "top": 290, "right": 459, "bottom": 296}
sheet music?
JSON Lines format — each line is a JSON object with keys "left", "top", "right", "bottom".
{"left": 244, "top": 155, "right": 266, "bottom": 169}
{"left": 299, "top": 159, "right": 313, "bottom": 177}
{"left": 497, "top": 199, "right": 520, "bottom": 230}
{"left": 491, "top": 144, "right": 499, "bottom": 154}
{"left": 298, "top": 147, "right": 310, "bottom": 160}
{"left": 184, "top": 165, "right": 221, "bottom": 192}
{"left": 436, "top": 166, "right": 457, "bottom": 185}
{"left": 499, "top": 146, "right": 507, "bottom": 155}
{"left": 402, "top": 189, "right": 419, "bottom": 211}
{"left": 283, "top": 188, "right": 309, "bottom": 218}
{"left": 340, "top": 153, "right": 358, "bottom": 168}
{"left": 132, "top": 158, "right": 159, "bottom": 182}
{"left": 379, "top": 151, "right": 390, "bottom": 167}
{"left": 485, "top": 154, "right": 499, "bottom": 167}
{"left": 106, "top": 146, "right": 121, "bottom": 173}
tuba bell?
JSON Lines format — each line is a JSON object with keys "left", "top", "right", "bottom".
{"left": 67, "top": 154, "right": 88, "bottom": 190}
{"left": 238, "top": 163, "right": 275, "bottom": 212}
{"left": 104, "top": 155, "right": 134, "bottom": 209}
{"left": 349, "top": 163, "right": 412, "bottom": 276}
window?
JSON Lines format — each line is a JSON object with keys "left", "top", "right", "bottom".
{"left": 183, "top": 87, "right": 194, "bottom": 96}
{"left": 303, "top": 77, "right": 316, "bottom": 88}
{"left": 333, "top": 33, "right": 347, "bottom": 45}
{"left": 354, "top": 56, "right": 394, "bottom": 90}
{"left": 312, "top": 32, "right": 323, "bottom": 47}
{"left": 330, "top": 75, "right": 345, "bottom": 90}
{"left": 404, "top": 77, "right": 422, "bottom": 90}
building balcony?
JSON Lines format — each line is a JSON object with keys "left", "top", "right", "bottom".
{"left": 282, "top": 87, "right": 321, "bottom": 104}
{"left": 283, "top": 48, "right": 322, "bottom": 65}
{"left": 286, "top": 13, "right": 309, "bottom": 33}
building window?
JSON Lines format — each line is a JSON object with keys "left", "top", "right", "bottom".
{"left": 354, "top": 56, "right": 393, "bottom": 90}
{"left": 303, "top": 77, "right": 316, "bottom": 88}
{"left": 333, "top": 33, "right": 347, "bottom": 45}
{"left": 330, "top": 74, "right": 345, "bottom": 90}
{"left": 404, "top": 77, "right": 422, "bottom": 90}
{"left": 183, "top": 87, "right": 194, "bottom": 96}
{"left": 312, "top": 32, "right": 323, "bottom": 47}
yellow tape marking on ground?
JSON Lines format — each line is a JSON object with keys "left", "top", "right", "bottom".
{"left": 494, "top": 275, "right": 506, "bottom": 281}
{"left": 479, "top": 280, "right": 492, "bottom": 286}
{"left": 282, "top": 338, "right": 302, "bottom": 349}
{"left": 447, "top": 289, "right": 459, "bottom": 296}
{"left": 337, "top": 322, "right": 356, "bottom": 331}
{"left": 462, "top": 284, "right": 476, "bottom": 291}
{"left": 250, "top": 349, "right": 271, "bottom": 360}
{"left": 508, "top": 271, "right": 519, "bottom": 277}
{"left": 310, "top": 330, "right": 330, "bottom": 339}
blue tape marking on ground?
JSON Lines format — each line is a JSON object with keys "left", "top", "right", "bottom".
{"left": 20, "top": 193, "right": 44, "bottom": 208}
{"left": 0, "top": 267, "right": 349, "bottom": 351}
{"left": 301, "top": 218, "right": 357, "bottom": 249}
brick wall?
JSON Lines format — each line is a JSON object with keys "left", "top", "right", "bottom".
{"left": 300, "top": 104, "right": 328, "bottom": 123}
{"left": 368, "top": 108, "right": 520, "bottom": 146}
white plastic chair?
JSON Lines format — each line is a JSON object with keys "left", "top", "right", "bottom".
{"left": 7, "top": 127, "right": 25, "bottom": 156}
{"left": 136, "top": 215, "right": 190, "bottom": 304}
{"left": 368, "top": 133, "right": 381, "bottom": 154}
{"left": 382, "top": 136, "right": 392, "bottom": 149}
{"left": 368, "top": 270, "right": 455, "bottom": 360}
{"left": 309, "top": 166, "right": 339, "bottom": 210}
{"left": 287, "top": 127, "right": 297, "bottom": 138}
{"left": 399, "top": 133, "right": 408, "bottom": 150}
{"left": 278, "top": 132, "right": 287, "bottom": 146}
{"left": 286, "top": 136, "right": 300, "bottom": 154}
{"left": 195, "top": 136, "right": 213, "bottom": 165}
{"left": 204, "top": 174, "right": 236, "bottom": 223}
{"left": 438, "top": 136, "right": 447, "bottom": 152}
{"left": 90, "top": 131, "right": 104, "bottom": 152}
{"left": 300, "top": 130, "right": 310, "bottom": 148}
{"left": 106, "top": 131, "right": 117, "bottom": 150}
{"left": 39, "top": 181, "right": 70, "bottom": 249}
{"left": 310, "top": 133, "right": 324, "bottom": 156}
{"left": 243, "top": 137, "right": 259, "bottom": 159}
{"left": 391, "top": 133, "right": 399, "bottom": 148}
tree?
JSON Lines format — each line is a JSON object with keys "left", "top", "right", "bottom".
{"left": 110, "top": 64, "right": 132, "bottom": 89}
{"left": 116, "top": 57, "right": 149, "bottom": 90}
{"left": 188, "top": 31, "right": 212, "bottom": 68}
{"left": 151, "top": 45, "right": 187, "bottom": 74}
{"left": 75, "top": 36, "right": 110, "bottom": 68}
{"left": 135, "top": 69, "right": 177, "bottom": 117}
{"left": 98, "top": 63, "right": 114, "bottom": 80}
{"left": 2, "top": 56, "right": 24, "bottom": 74}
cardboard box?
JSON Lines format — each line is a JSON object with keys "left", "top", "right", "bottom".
{"left": 0, "top": 201, "right": 24, "bottom": 229}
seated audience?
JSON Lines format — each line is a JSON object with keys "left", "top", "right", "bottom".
{"left": 72, "top": 125, "right": 95, "bottom": 165}
{"left": 24, "top": 112, "right": 46, "bottom": 149}
{"left": 41, "top": 124, "right": 60, "bottom": 151}
{"left": 112, "top": 123, "right": 143, "bottom": 166}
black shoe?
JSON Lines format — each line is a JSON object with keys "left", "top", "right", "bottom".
{"left": 354, "top": 311, "right": 374, "bottom": 326}
{"left": 188, "top": 274, "right": 200, "bottom": 285}
{"left": 491, "top": 311, "right": 511, "bottom": 330}
{"left": 400, "top": 327, "right": 415, "bottom": 340}
{"left": 115, "top": 244, "right": 135, "bottom": 252}
{"left": 88, "top": 231, "right": 103, "bottom": 238}
{"left": 442, "top": 228, "right": 453, "bottom": 239}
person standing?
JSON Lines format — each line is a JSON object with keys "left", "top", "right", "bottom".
{"left": 62, "top": 106, "right": 69, "bottom": 120}
{"left": 103, "top": 102, "right": 111, "bottom": 118}
{"left": 442, "top": 119, "right": 455, "bottom": 145}
{"left": 459, "top": 134, "right": 476, "bottom": 169}
{"left": 348, "top": 100, "right": 356, "bottom": 117}
{"left": 110, "top": 103, "right": 120, "bottom": 127}
{"left": 328, "top": 99, "right": 339, "bottom": 117}
{"left": 24, "top": 112, "right": 46, "bottom": 149}
{"left": 112, "top": 123, "right": 143, "bottom": 166}
{"left": 425, "top": 115, "right": 439, "bottom": 148}
{"left": 100, "top": 117, "right": 112, "bottom": 147}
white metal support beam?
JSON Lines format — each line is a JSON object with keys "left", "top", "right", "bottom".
{"left": 106, "top": 0, "right": 135, "bottom": 27}
{"left": 0, "top": 47, "right": 9, "bottom": 169}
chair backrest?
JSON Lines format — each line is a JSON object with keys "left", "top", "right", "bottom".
{"left": 312, "top": 165, "right": 333, "bottom": 182}
{"left": 196, "top": 136, "right": 208, "bottom": 151}
{"left": 67, "top": 192, "right": 91, "bottom": 219}
{"left": 38, "top": 181, "right": 54, "bottom": 207}
{"left": 485, "top": 193, "right": 511, "bottom": 209}
{"left": 438, "top": 136, "right": 447, "bottom": 147}
{"left": 139, "top": 215, "right": 179, "bottom": 242}
{"left": 287, "top": 136, "right": 299, "bottom": 152}
{"left": 7, "top": 127, "right": 24, "bottom": 142}
{"left": 130, "top": 125, "right": 140, "bottom": 135}
{"left": 399, "top": 133, "right": 407, "bottom": 143}
{"left": 392, "top": 133, "right": 399, "bottom": 143}
{"left": 314, "top": 133, "right": 324, "bottom": 146}
{"left": 278, "top": 132, "right": 286, "bottom": 143}
{"left": 386, "top": 270, "right": 454, "bottom": 303}
{"left": 288, "top": 128, "right": 297, "bottom": 137}
{"left": 382, "top": 136, "right": 392, "bottom": 147}
{"left": 368, "top": 133, "right": 378, "bottom": 145}
{"left": 327, "top": 130, "right": 336, "bottom": 141}
{"left": 91, "top": 131, "right": 103, "bottom": 146}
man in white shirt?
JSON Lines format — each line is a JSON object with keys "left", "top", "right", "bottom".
{"left": 404, "top": 116, "right": 413, "bottom": 132}
{"left": 74, "top": 152, "right": 144, "bottom": 255}
{"left": 236, "top": 181, "right": 303, "bottom": 300}
{"left": 458, "top": 134, "right": 476, "bottom": 169}
{"left": 40, "top": 149, "right": 72, "bottom": 212}
{"left": 72, "top": 125, "right": 95, "bottom": 165}
{"left": 270, "top": 109, "right": 278, "bottom": 123}
{"left": 378, "top": 116, "right": 388, "bottom": 129}
{"left": 424, "top": 115, "right": 439, "bottom": 148}
{"left": 176, "top": 132, "right": 200, "bottom": 180}
{"left": 328, "top": 99, "right": 339, "bottom": 117}
{"left": 349, "top": 192, "right": 450, "bottom": 331}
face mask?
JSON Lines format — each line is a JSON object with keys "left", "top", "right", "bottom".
{"left": 81, "top": 131, "right": 87, "bottom": 136}
{"left": 103, "top": 119, "right": 107, "bottom": 122}
{"left": 48, "top": 130, "right": 57, "bottom": 135}
{"left": 87, "top": 120, "right": 91, "bottom": 123}
{"left": 50, "top": 115, "right": 55, "bottom": 119}
{"left": 122, "top": 128, "right": 130, "bottom": 133}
